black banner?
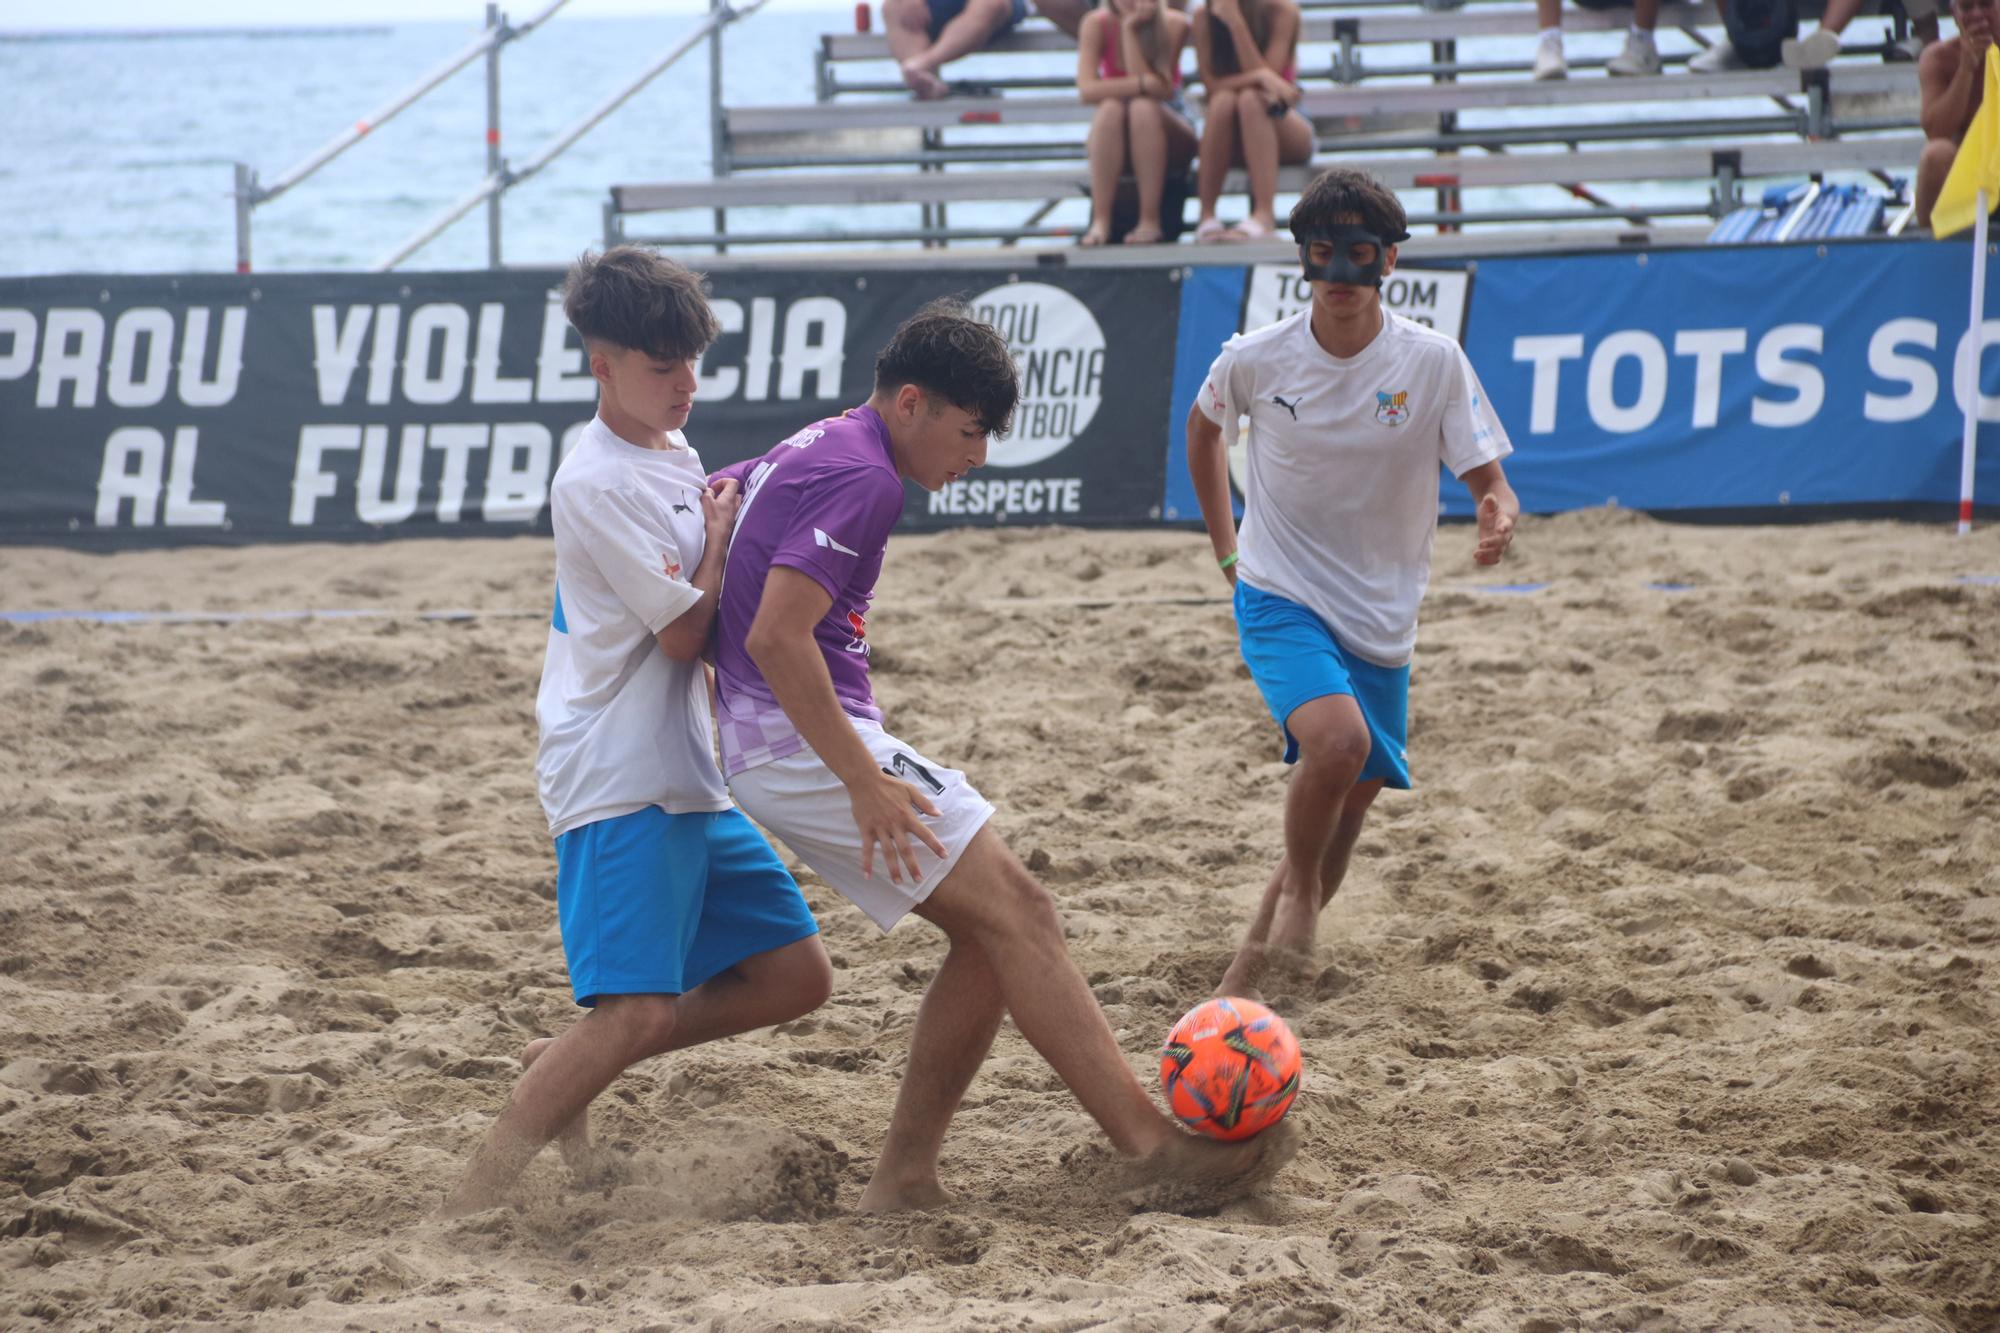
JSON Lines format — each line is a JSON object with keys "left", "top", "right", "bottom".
{"left": 0, "top": 266, "right": 1180, "bottom": 549}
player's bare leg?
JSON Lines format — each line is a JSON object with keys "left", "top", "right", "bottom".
{"left": 892, "top": 828, "right": 1283, "bottom": 1202}
{"left": 519, "top": 1035, "right": 596, "bottom": 1175}
{"left": 1267, "top": 695, "right": 1370, "bottom": 953}
{"left": 858, "top": 936, "right": 1005, "bottom": 1212}
{"left": 1217, "top": 784, "right": 1382, "bottom": 999}
{"left": 440, "top": 937, "right": 831, "bottom": 1217}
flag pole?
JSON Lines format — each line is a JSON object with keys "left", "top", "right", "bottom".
{"left": 1962, "top": 189, "right": 1989, "bottom": 536}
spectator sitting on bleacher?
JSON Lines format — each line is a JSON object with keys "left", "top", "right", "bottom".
{"left": 1191, "top": 0, "right": 1314, "bottom": 241}
{"left": 1785, "top": 0, "right": 1939, "bottom": 67}
{"left": 1077, "top": 0, "right": 1199, "bottom": 244}
{"left": 885, "top": 0, "right": 1035, "bottom": 98}
{"left": 1917, "top": 0, "right": 1996, "bottom": 227}
{"left": 1688, "top": 0, "right": 1940, "bottom": 72}
{"left": 1534, "top": 0, "right": 1664, "bottom": 78}
{"left": 1038, "top": 0, "right": 1188, "bottom": 36}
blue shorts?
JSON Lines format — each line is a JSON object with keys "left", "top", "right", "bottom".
{"left": 927, "top": 0, "right": 1031, "bottom": 38}
{"left": 554, "top": 806, "right": 820, "bottom": 1007}
{"left": 1234, "top": 579, "right": 1413, "bottom": 790}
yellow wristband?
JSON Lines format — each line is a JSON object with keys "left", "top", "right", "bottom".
{"left": 1218, "top": 552, "right": 1239, "bottom": 570}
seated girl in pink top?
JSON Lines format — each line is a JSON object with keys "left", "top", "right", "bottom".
{"left": 1192, "top": 0, "right": 1312, "bottom": 243}
{"left": 1076, "top": 0, "right": 1198, "bottom": 246}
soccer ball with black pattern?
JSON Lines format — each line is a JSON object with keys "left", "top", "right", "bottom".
{"left": 1158, "top": 996, "right": 1302, "bottom": 1140}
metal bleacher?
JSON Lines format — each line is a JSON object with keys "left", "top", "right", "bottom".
{"left": 606, "top": 0, "right": 1928, "bottom": 252}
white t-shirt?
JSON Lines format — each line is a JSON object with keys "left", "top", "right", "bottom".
{"left": 1198, "top": 310, "right": 1511, "bottom": 667}
{"left": 535, "top": 417, "right": 729, "bottom": 837}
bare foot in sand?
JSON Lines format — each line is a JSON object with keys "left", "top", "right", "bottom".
{"left": 1120, "top": 1120, "right": 1298, "bottom": 1213}
{"left": 900, "top": 60, "right": 950, "bottom": 100}
{"left": 516, "top": 1032, "right": 592, "bottom": 1168}
{"left": 1217, "top": 940, "right": 1315, "bottom": 1004}
{"left": 858, "top": 1171, "right": 953, "bottom": 1214}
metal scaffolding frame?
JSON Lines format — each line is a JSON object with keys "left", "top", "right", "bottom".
{"left": 228, "top": 0, "right": 764, "bottom": 273}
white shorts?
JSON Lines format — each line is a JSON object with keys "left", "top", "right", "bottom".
{"left": 727, "top": 724, "right": 995, "bottom": 932}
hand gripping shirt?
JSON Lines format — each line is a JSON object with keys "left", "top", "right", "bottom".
{"left": 535, "top": 417, "right": 730, "bottom": 838}
{"left": 710, "top": 405, "right": 909, "bottom": 777}
{"left": 1197, "top": 310, "right": 1512, "bottom": 667}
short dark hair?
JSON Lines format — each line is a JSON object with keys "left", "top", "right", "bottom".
{"left": 873, "top": 299, "right": 1018, "bottom": 438}
{"left": 562, "top": 245, "right": 719, "bottom": 363}
{"left": 1288, "top": 168, "right": 1409, "bottom": 245}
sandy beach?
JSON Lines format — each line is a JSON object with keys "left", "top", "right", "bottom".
{"left": 2, "top": 510, "right": 1996, "bottom": 1331}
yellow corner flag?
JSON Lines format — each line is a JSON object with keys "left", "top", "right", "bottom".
{"left": 1934, "top": 53, "right": 2000, "bottom": 238}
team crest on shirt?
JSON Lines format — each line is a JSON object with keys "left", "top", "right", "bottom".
{"left": 843, "top": 608, "right": 869, "bottom": 655}
{"left": 663, "top": 554, "right": 682, "bottom": 579}
{"left": 1374, "top": 390, "right": 1410, "bottom": 425}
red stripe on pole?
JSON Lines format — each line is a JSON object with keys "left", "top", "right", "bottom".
{"left": 356, "top": 120, "right": 372, "bottom": 136}
{"left": 1962, "top": 498, "right": 1975, "bottom": 525}
{"left": 236, "top": 261, "right": 251, "bottom": 275}
{"left": 486, "top": 129, "right": 500, "bottom": 145}
{"left": 1414, "top": 174, "right": 1460, "bottom": 188}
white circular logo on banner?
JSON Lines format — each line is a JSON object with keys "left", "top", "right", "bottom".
{"left": 967, "top": 282, "right": 1105, "bottom": 467}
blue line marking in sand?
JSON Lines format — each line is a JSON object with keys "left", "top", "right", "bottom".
{"left": 1, "top": 608, "right": 540, "bottom": 626}
{"left": 1645, "top": 582, "right": 1698, "bottom": 592}
{"left": 1469, "top": 582, "right": 1550, "bottom": 595}
{"left": 1957, "top": 574, "right": 2000, "bottom": 586}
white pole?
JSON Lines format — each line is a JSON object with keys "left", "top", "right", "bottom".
{"left": 1962, "top": 189, "right": 1988, "bottom": 536}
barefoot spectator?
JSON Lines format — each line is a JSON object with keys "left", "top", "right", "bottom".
{"left": 1078, "top": 0, "right": 1198, "bottom": 245}
{"left": 1191, "top": 0, "right": 1313, "bottom": 243}
{"left": 885, "top": 0, "right": 1034, "bottom": 98}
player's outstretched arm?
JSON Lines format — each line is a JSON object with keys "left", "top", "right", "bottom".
{"left": 654, "top": 477, "right": 742, "bottom": 661}
{"left": 1461, "top": 460, "right": 1519, "bottom": 567}
{"left": 1186, "top": 403, "right": 1240, "bottom": 585}
{"left": 745, "top": 568, "right": 946, "bottom": 882}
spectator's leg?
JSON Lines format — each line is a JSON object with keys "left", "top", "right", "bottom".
{"left": 1031, "top": 0, "right": 1091, "bottom": 36}
{"left": 1916, "top": 138, "right": 1960, "bottom": 230}
{"left": 909, "top": 0, "right": 1017, "bottom": 74}
{"left": 1237, "top": 103, "right": 1309, "bottom": 235}
{"left": 1085, "top": 99, "right": 1130, "bottom": 246}
{"left": 1784, "top": 0, "right": 1860, "bottom": 67}
{"left": 1195, "top": 89, "right": 1243, "bottom": 237}
{"left": 885, "top": 0, "right": 952, "bottom": 98}
{"left": 1125, "top": 98, "right": 1173, "bottom": 242}
{"left": 1236, "top": 100, "right": 1282, "bottom": 233}
{"left": 1534, "top": 0, "right": 1567, "bottom": 78}
{"left": 1608, "top": 0, "right": 1664, "bottom": 74}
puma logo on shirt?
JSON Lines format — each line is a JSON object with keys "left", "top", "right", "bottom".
{"left": 1271, "top": 393, "right": 1302, "bottom": 421}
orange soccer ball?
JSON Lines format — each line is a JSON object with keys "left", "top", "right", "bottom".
{"left": 1159, "top": 996, "right": 1302, "bottom": 1140}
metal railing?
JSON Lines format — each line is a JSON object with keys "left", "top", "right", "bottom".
{"left": 232, "top": 1, "right": 567, "bottom": 272}
{"left": 230, "top": 0, "right": 764, "bottom": 272}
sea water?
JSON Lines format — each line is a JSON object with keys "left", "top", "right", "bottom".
{"left": 0, "top": 7, "right": 1904, "bottom": 276}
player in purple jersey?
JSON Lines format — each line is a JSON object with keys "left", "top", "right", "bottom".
{"left": 713, "top": 301, "right": 1289, "bottom": 1212}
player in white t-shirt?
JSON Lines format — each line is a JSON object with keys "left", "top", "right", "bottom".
{"left": 442, "top": 249, "right": 830, "bottom": 1217}
{"left": 1187, "top": 168, "right": 1521, "bottom": 1001}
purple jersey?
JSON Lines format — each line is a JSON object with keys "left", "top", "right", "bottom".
{"left": 710, "top": 405, "right": 908, "bottom": 776}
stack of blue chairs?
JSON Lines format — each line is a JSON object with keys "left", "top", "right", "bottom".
{"left": 1707, "top": 183, "right": 1891, "bottom": 244}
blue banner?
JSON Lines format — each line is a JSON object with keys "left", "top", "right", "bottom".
{"left": 1164, "top": 240, "right": 2000, "bottom": 523}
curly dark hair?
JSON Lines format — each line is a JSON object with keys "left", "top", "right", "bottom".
{"left": 1288, "top": 168, "right": 1410, "bottom": 245}
{"left": 874, "top": 299, "right": 1018, "bottom": 438}
{"left": 562, "top": 246, "right": 719, "bottom": 363}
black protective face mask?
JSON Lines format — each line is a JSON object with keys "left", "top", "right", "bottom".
{"left": 1295, "top": 224, "right": 1406, "bottom": 289}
